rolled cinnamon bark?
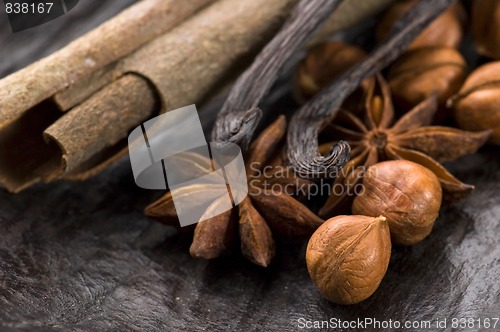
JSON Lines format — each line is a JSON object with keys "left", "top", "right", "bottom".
{"left": 1, "top": 0, "right": 297, "bottom": 191}
{"left": 0, "top": 0, "right": 215, "bottom": 128}
{"left": 52, "top": 62, "right": 120, "bottom": 111}
{"left": 44, "top": 74, "right": 157, "bottom": 179}
{"left": 52, "top": 0, "right": 297, "bottom": 176}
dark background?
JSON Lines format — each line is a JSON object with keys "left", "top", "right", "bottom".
{"left": 0, "top": 1, "right": 499, "bottom": 331}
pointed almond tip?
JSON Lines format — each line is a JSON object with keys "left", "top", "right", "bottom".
{"left": 318, "top": 203, "right": 332, "bottom": 219}
{"left": 144, "top": 194, "right": 178, "bottom": 219}
{"left": 445, "top": 96, "right": 455, "bottom": 109}
{"left": 257, "top": 261, "right": 270, "bottom": 268}
{"left": 318, "top": 208, "right": 328, "bottom": 220}
{"left": 144, "top": 202, "right": 162, "bottom": 217}
{"left": 454, "top": 181, "right": 475, "bottom": 192}
{"left": 482, "top": 129, "right": 494, "bottom": 142}
{"left": 189, "top": 244, "right": 221, "bottom": 260}
{"left": 276, "top": 114, "right": 287, "bottom": 127}
{"left": 143, "top": 207, "right": 155, "bottom": 217}
{"left": 250, "top": 254, "right": 272, "bottom": 268}
{"left": 373, "top": 215, "right": 387, "bottom": 224}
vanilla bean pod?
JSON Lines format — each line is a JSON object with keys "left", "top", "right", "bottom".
{"left": 211, "top": 0, "right": 345, "bottom": 148}
{"left": 286, "top": 0, "right": 457, "bottom": 179}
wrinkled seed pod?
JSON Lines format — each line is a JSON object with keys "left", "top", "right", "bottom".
{"left": 388, "top": 47, "right": 467, "bottom": 110}
{"left": 450, "top": 61, "right": 500, "bottom": 145}
{"left": 294, "top": 41, "right": 366, "bottom": 103}
{"left": 306, "top": 215, "right": 391, "bottom": 305}
{"left": 376, "top": 0, "right": 465, "bottom": 50}
{"left": 352, "top": 160, "right": 442, "bottom": 246}
{"left": 472, "top": 0, "right": 500, "bottom": 59}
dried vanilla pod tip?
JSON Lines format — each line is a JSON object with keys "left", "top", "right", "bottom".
{"left": 472, "top": 0, "right": 500, "bottom": 59}
{"left": 376, "top": 0, "right": 465, "bottom": 50}
{"left": 293, "top": 41, "right": 367, "bottom": 103}
{"left": 449, "top": 61, "right": 500, "bottom": 145}
{"left": 352, "top": 160, "right": 442, "bottom": 246}
{"left": 306, "top": 215, "right": 391, "bottom": 305}
{"left": 388, "top": 46, "right": 467, "bottom": 110}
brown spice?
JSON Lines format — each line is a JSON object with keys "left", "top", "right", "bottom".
{"left": 0, "top": 0, "right": 407, "bottom": 193}
{"left": 376, "top": 0, "right": 466, "bottom": 50}
{"left": 352, "top": 160, "right": 442, "bottom": 246}
{"left": 309, "top": 0, "right": 397, "bottom": 46}
{"left": 211, "top": 0, "right": 345, "bottom": 148}
{"left": 52, "top": 62, "right": 120, "bottom": 111}
{"left": 449, "top": 61, "right": 500, "bottom": 145}
{"left": 293, "top": 41, "right": 367, "bottom": 103}
{"left": 472, "top": 0, "right": 500, "bottom": 59}
{"left": 0, "top": 0, "right": 216, "bottom": 128}
{"left": 44, "top": 74, "right": 157, "bottom": 179}
{"left": 145, "top": 116, "right": 323, "bottom": 267}
{"left": 287, "top": 0, "right": 458, "bottom": 179}
{"left": 146, "top": 0, "right": 366, "bottom": 266}
{"left": 306, "top": 215, "right": 391, "bottom": 305}
{"left": 146, "top": 0, "right": 357, "bottom": 266}
{"left": 319, "top": 75, "right": 490, "bottom": 218}
{"left": 0, "top": 0, "right": 299, "bottom": 193}
{"left": 387, "top": 46, "right": 467, "bottom": 112}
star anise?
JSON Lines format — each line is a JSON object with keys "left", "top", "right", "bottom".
{"left": 319, "top": 74, "right": 491, "bottom": 218}
{"left": 145, "top": 116, "right": 323, "bottom": 267}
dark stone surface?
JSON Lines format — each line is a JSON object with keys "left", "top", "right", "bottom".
{"left": 0, "top": 1, "right": 499, "bottom": 331}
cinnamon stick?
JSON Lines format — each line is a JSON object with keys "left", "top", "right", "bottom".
{"left": 44, "top": 74, "right": 157, "bottom": 180}
{"left": 0, "top": 0, "right": 298, "bottom": 192}
{"left": 52, "top": 62, "right": 120, "bottom": 111}
{"left": 0, "top": 0, "right": 215, "bottom": 128}
{"left": 61, "top": 0, "right": 297, "bottom": 174}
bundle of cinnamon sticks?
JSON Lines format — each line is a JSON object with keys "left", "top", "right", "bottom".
{"left": 0, "top": 0, "right": 395, "bottom": 193}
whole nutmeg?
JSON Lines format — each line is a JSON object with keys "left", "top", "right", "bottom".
{"left": 388, "top": 47, "right": 467, "bottom": 111}
{"left": 450, "top": 61, "right": 500, "bottom": 145}
{"left": 306, "top": 215, "right": 391, "bottom": 305}
{"left": 472, "top": 0, "right": 500, "bottom": 59}
{"left": 294, "top": 41, "right": 366, "bottom": 103}
{"left": 376, "top": 1, "right": 466, "bottom": 50}
{"left": 352, "top": 160, "right": 442, "bottom": 246}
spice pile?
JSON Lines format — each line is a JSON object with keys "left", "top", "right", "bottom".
{"left": 147, "top": 0, "right": 499, "bottom": 305}
{"left": 299, "top": 0, "right": 499, "bottom": 304}
{"left": 1, "top": 0, "right": 498, "bottom": 307}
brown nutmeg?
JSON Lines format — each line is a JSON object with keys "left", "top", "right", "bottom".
{"left": 388, "top": 47, "right": 467, "bottom": 111}
{"left": 472, "top": 0, "right": 500, "bottom": 59}
{"left": 376, "top": 1, "right": 466, "bottom": 50}
{"left": 449, "top": 61, "right": 500, "bottom": 145}
{"left": 306, "top": 215, "right": 391, "bottom": 305}
{"left": 352, "top": 160, "right": 442, "bottom": 246}
{"left": 294, "top": 41, "right": 366, "bottom": 103}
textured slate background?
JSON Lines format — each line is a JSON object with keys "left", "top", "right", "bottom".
{"left": 0, "top": 1, "right": 499, "bottom": 331}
